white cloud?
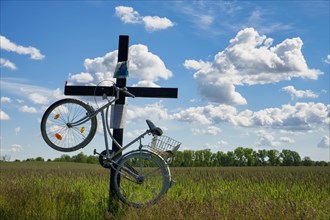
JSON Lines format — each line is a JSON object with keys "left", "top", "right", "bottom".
{"left": 282, "top": 86, "right": 318, "bottom": 99}
{"left": 28, "top": 93, "right": 49, "bottom": 105}
{"left": 11, "top": 144, "right": 23, "bottom": 152}
{"left": 132, "top": 80, "right": 160, "bottom": 87}
{"left": 0, "top": 144, "right": 23, "bottom": 153}
{"left": 115, "top": 6, "right": 141, "bottom": 24}
{"left": 317, "top": 135, "right": 329, "bottom": 148}
{"left": 0, "top": 35, "right": 45, "bottom": 60}
{"left": 127, "top": 102, "right": 169, "bottom": 122}
{"left": 1, "top": 79, "right": 65, "bottom": 105}
{"left": 217, "top": 140, "right": 229, "bottom": 146}
{"left": 192, "top": 126, "right": 221, "bottom": 136}
{"left": 142, "top": 16, "right": 174, "bottom": 32}
{"left": 178, "top": 2, "right": 217, "bottom": 32}
{"left": 246, "top": 9, "right": 293, "bottom": 34}
{"left": 19, "top": 105, "right": 37, "bottom": 113}
{"left": 184, "top": 28, "right": 322, "bottom": 105}
{"left": 323, "top": 54, "right": 330, "bottom": 64}
{"left": 280, "top": 136, "right": 295, "bottom": 144}
{"left": 173, "top": 102, "right": 330, "bottom": 132}
{"left": 171, "top": 105, "right": 214, "bottom": 125}
{"left": 69, "top": 72, "right": 94, "bottom": 84}
{"left": 69, "top": 44, "right": 172, "bottom": 86}
{"left": 129, "top": 44, "right": 172, "bottom": 81}
{"left": 115, "top": 6, "right": 174, "bottom": 31}
{"left": 256, "top": 130, "right": 280, "bottom": 148}
{"left": 1, "top": 97, "right": 11, "bottom": 103}
{"left": 0, "top": 58, "right": 17, "bottom": 70}
{"left": 0, "top": 109, "right": 10, "bottom": 120}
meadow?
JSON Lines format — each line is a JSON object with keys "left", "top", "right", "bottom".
{"left": 0, "top": 162, "right": 329, "bottom": 220}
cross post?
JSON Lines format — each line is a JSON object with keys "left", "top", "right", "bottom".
{"left": 64, "top": 35, "right": 178, "bottom": 211}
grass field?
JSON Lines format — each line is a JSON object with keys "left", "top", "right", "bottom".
{"left": 0, "top": 162, "right": 329, "bottom": 219}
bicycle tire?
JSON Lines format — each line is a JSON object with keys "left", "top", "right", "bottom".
{"left": 113, "top": 150, "right": 170, "bottom": 208}
{"left": 40, "top": 98, "right": 97, "bottom": 152}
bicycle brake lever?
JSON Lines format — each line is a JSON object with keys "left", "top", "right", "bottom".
{"left": 102, "top": 93, "right": 107, "bottom": 100}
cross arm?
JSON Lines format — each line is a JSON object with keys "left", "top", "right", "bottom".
{"left": 64, "top": 85, "right": 178, "bottom": 98}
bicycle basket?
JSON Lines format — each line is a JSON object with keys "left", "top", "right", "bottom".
{"left": 149, "top": 135, "right": 181, "bottom": 160}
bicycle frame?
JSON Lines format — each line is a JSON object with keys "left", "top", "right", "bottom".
{"left": 68, "top": 91, "right": 151, "bottom": 163}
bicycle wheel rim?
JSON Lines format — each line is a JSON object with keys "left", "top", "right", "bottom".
{"left": 114, "top": 151, "right": 170, "bottom": 208}
{"left": 41, "top": 99, "right": 96, "bottom": 152}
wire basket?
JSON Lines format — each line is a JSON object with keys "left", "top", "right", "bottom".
{"left": 148, "top": 135, "right": 181, "bottom": 161}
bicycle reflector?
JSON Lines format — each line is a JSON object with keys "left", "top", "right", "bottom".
{"left": 80, "top": 127, "right": 85, "bottom": 133}
{"left": 54, "top": 114, "right": 60, "bottom": 119}
{"left": 55, "top": 133, "right": 62, "bottom": 141}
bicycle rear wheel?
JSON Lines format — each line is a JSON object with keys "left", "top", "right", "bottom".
{"left": 40, "top": 98, "right": 97, "bottom": 152}
{"left": 113, "top": 151, "right": 170, "bottom": 208}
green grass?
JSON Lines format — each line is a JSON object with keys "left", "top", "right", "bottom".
{"left": 0, "top": 162, "right": 329, "bottom": 219}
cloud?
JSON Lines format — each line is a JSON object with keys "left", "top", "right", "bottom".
{"left": 0, "top": 58, "right": 17, "bottom": 70}
{"left": 0, "top": 35, "right": 45, "bottom": 60}
{"left": 1, "top": 97, "right": 11, "bottom": 103}
{"left": 178, "top": 2, "right": 217, "bottom": 32}
{"left": 246, "top": 9, "right": 293, "bottom": 34}
{"left": 172, "top": 102, "right": 330, "bottom": 132}
{"left": 132, "top": 80, "right": 160, "bottom": 87}
{"left": 323, "top": 54, "right": 330, "bottom": 64}
{"left": 115, "top": 6, "right": 141, "bottom": 24}
{"left": 282, "top": 86, "right": 318, "bottom": 99}
{"left": 256, "top": 130, "right": 280, "bottom": 148}
{"left": 217, "top": 140, "right": 229, "bottom": 146}
{"left": 1, "top": 144, "right": 23, "bottom": 153}
{"left": 127, "top": 102, "right": 169, "bottom": 122}
{"left": 19, "top": 105, "right": 37, "bottom": 113}
{"left": 256, "top": 131, "right": 295, "bottom": 148}
{"left": 0, "top": 109, "right": 10, "bottom": 120}
{"left": 142, "top": 16, "right": 174, "bottom": 31}
{"left": 115, "top": 6, "right": 174, "bottom": 31}
{"left": 69, "top": 72, "right": 94, "bottom": 84}
{"left": 1, "top": 79, "right": 65, "bottom": 105}
{"left": 184, "top": 28, "right": 322, "bottom": 105}
{"left": 69, "top": 44, "right": 172, "bottom": 86}
{"left": 317, "top": 135, "right": 329, "bottom": 148}
{"left": 11, "top": 144, "right": 23, "bottom": 152}
{"left": 192, "top": 126, "right": 221, "bottom": 136}
{"left": 280, "top": 137, "right": 295, "bottom": 144}
{"left": 28, "top": 93, "right": 49, "bottom": 105}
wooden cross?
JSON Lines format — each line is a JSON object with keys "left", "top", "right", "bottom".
{"left": 64, "top": 35, "right": 178, "bottom": 208}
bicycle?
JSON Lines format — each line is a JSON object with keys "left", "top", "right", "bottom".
{"left": 40, "top": 82, "right": 181, "bottom": 208}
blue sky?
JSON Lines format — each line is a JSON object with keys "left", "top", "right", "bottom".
{"left": 1, "top": 1, "right": 329, "bottom": 161}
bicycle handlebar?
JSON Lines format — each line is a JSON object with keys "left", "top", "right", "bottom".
{"left": 118, "top": 87, "right": 135, "bottom": 98}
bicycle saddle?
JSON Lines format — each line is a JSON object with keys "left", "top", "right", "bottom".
{"left": 146, "top": 120, "right": 163, "bottom": 136}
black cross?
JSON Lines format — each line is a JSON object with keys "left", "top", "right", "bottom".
{"left": 64, "top": 35, "right": 178, "bottom": 209}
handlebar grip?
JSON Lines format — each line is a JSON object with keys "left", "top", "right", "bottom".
{"left": 120, "top": 87, "right": 135, "bottom": 98}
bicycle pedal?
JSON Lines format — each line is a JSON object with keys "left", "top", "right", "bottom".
{"left": 93, "top": 149, "right": 100, "bottom": 155}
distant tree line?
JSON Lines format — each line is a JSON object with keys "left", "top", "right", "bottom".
{"left": 3, "top": 147, "right": 329, "bottom": 166}
{"left": 171, "top": 147, "right": 329, "bottom": 167}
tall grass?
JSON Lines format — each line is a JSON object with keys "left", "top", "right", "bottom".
{"left": 0, "top": 162, "right": 329, "bottom": 219}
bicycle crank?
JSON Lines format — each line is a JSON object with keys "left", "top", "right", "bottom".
{"left": 95, "top": 149, "right": 113, "bottom": 169}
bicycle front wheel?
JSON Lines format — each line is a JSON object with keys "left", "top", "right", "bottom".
{"left": 40, "top": 98, "right": 97, "bottom": 152}
{"left": 113, "top": 151, "right": 170, "bottom": 208}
